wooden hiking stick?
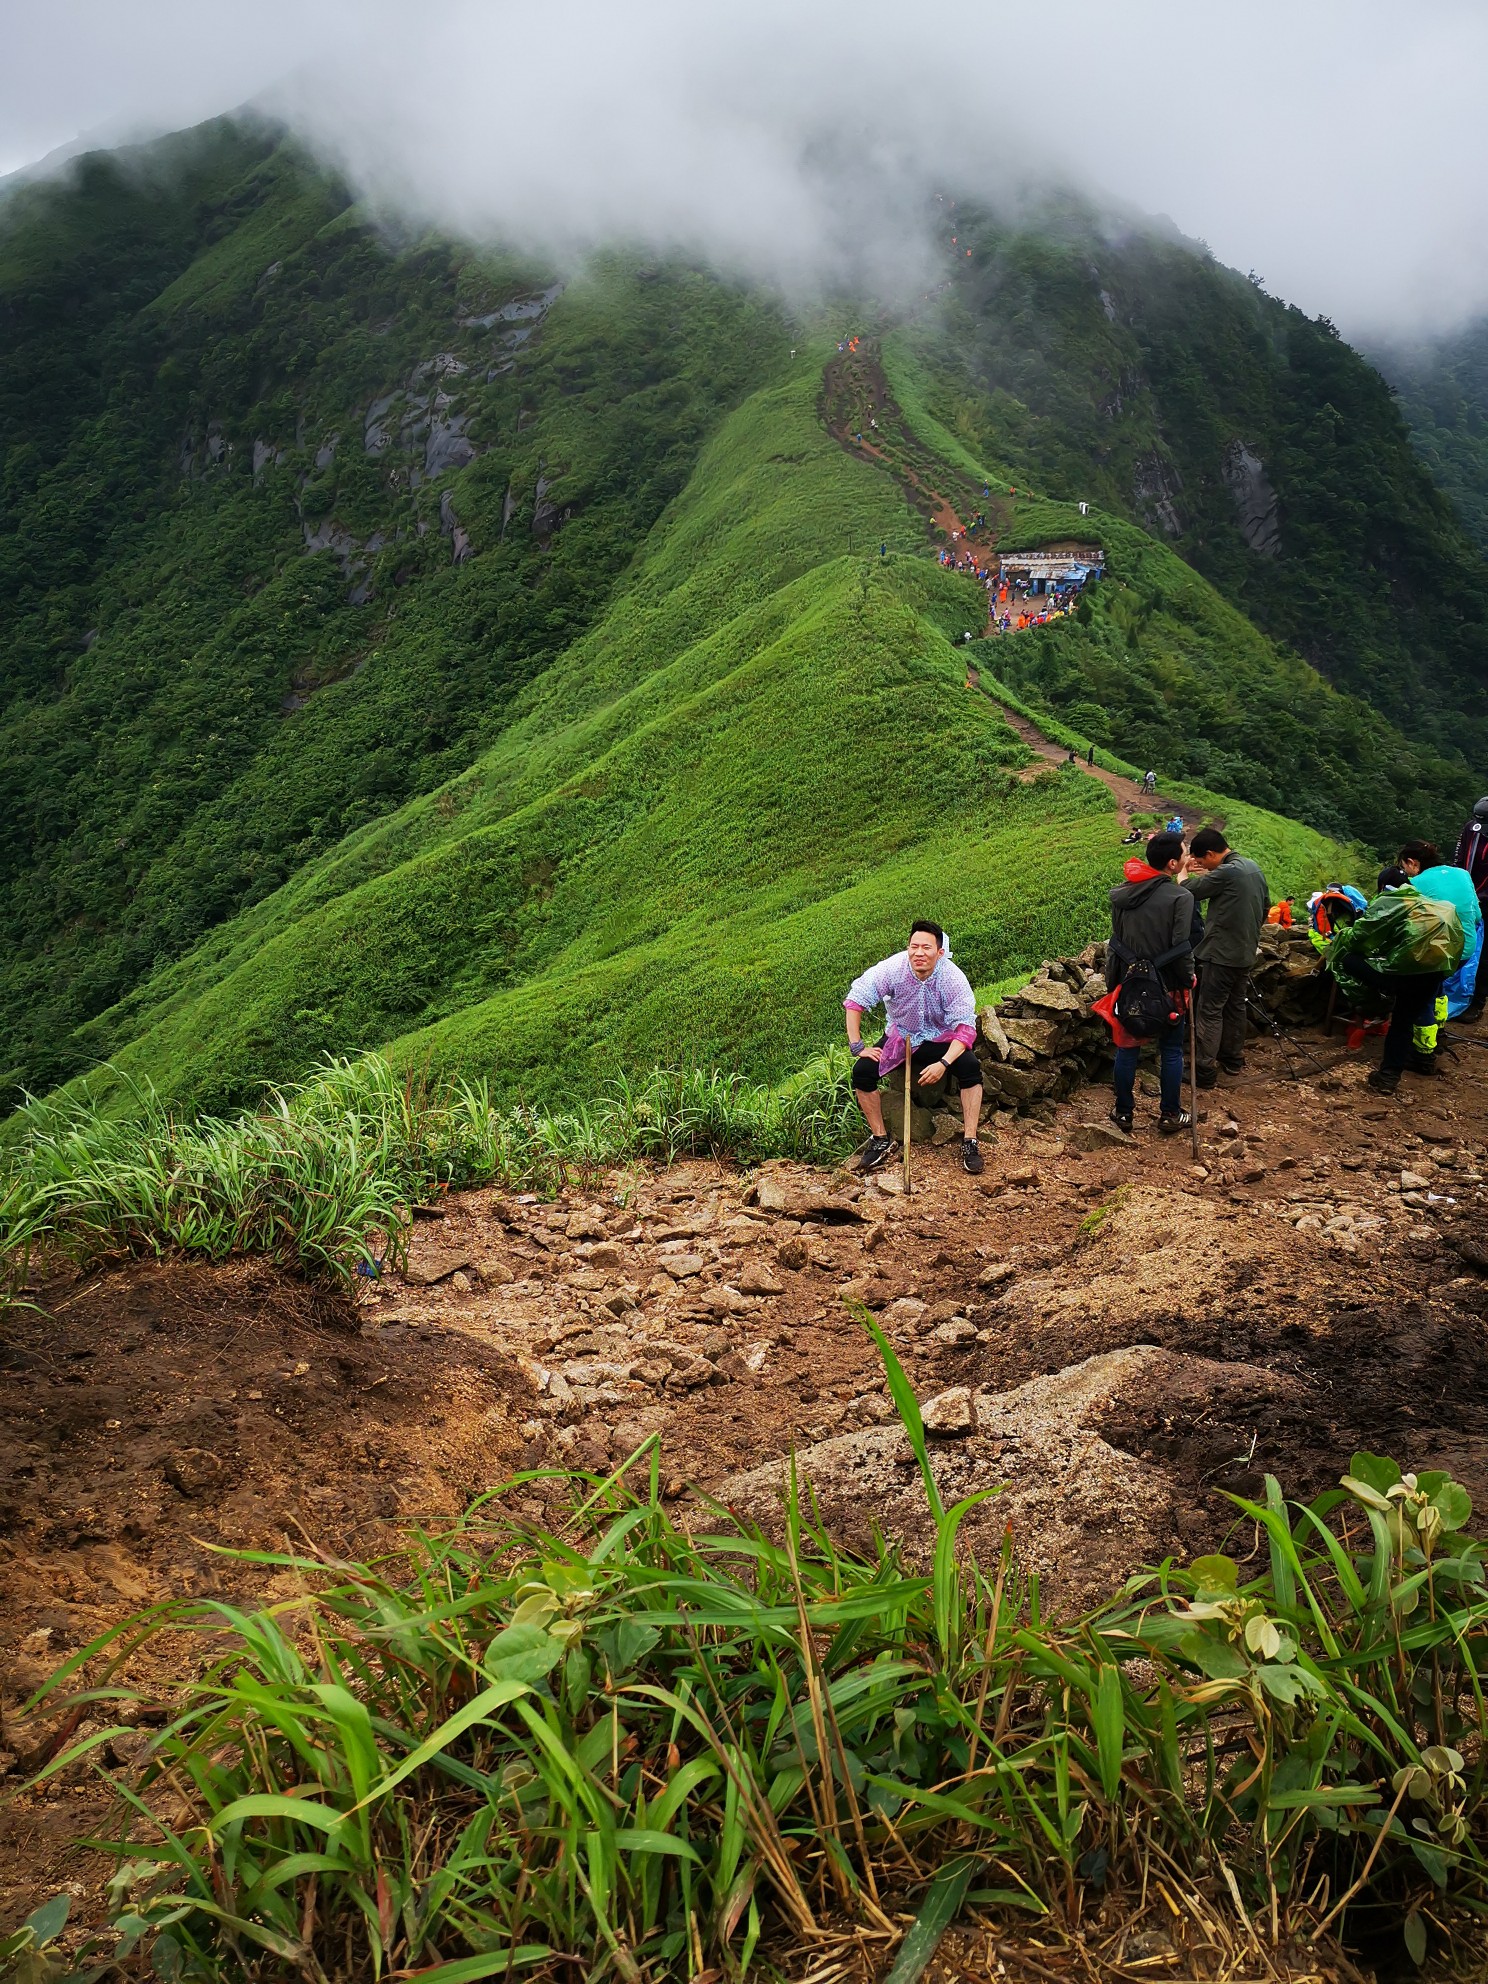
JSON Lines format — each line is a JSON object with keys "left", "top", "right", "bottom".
{"left": 903, "top": 1048, "right": 913, "bottom": 1195}
{"left": 1188, "top": 990, "right": 1200, "bottom": 1159}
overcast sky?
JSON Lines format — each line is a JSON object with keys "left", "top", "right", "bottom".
{"left": 4, "top": 0, "right": 1486, "bottom": 341}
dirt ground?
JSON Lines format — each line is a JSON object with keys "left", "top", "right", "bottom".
{"left": 4, "top": 1017, "right": 1488, "bottom": 1947}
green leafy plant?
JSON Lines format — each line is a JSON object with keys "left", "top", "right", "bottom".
{"left": 17, "top": 1387, "right": 1488, "bottom": 1980}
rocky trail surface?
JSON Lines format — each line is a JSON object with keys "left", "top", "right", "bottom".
{"left": 5, "top": 1016, "right": 1488, "bottom": 1931}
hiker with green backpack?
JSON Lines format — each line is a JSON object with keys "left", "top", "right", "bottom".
{"left": 1326, "top": 849, "right": 1469, "bottom": 1095}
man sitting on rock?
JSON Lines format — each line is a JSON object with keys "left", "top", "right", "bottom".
{"left": 845, "top": 921, "right": 985, "bottom": 1175}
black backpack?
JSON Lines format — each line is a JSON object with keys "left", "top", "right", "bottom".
{"left": 1109, "top": 937, "right": 1187, "bottom": 1038}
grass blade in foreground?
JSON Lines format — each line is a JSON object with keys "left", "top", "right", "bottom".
{"left": 26, "top": 1420, "right": 1488, "bottom": 1980}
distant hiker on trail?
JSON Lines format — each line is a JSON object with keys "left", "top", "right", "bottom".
{"left": 1086, "top": 744, "right": 1095, "bottom": 767}
{"left": 1097, "top": 832, "right": 1195, "bottom": 1137}
{"left": 845, "top": 922, "right": 985, "bottom": 1176}
{"left": 1182, "top": 828, "right": 1270, "bottom": 1087}
{"left": 1142, "top": 770, "right": 1158, "bottom": 798}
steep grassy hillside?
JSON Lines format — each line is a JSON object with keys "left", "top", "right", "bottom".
{"left": 59, "top": 354, "right": 1348, "bottom": 1117}
{"left": 906, "top": 198, "right": 1488, "bottom": 775}
{"left": 0, "top": 122, "right": 1465, "bottom": 1113}
{"left": 0, "top": 120, "right": 786, "bottom": 1097}
{"left": 886, "top": 345, "right": 1469, "bottom": 848}
{"left": 1373, "top": 317, "right": 1488, "bottom": 554}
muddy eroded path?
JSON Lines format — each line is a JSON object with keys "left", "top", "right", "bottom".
{"left": 4, "top": 1028, "right": 1488, "bottom": 1925}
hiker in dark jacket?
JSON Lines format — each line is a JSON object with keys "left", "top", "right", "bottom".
{"left": 1181, "top": 828, "right": 1271, "bottom": 1086}
{"left": 1455, "top": 797, "right": 1488, "bottom": 1021}
{"left": 1105, "top": 831, "right": 1195, "bottom": 1136}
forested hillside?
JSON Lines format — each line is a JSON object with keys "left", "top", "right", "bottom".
{"left": 0, "top": 119, "right": 788, "bottom": 1098}
{"left": 1, "top": 121, "right": 1484, "bottom": 1113}
{"left": 1372, "top": 316, "right": 1488, "bottom": 555}
{"left": 907, "top": 199, "right": 1488, "bottom": 772}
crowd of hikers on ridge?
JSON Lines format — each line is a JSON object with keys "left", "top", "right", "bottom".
{"left": 936, "top": 526, "right": 1099, "bottom": 636}
{"left": 840, "top": 796, "right": 1488, "bottom": 1170}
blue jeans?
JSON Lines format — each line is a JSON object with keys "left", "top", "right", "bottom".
{"left": 1113, "top": 1018, "right": 1186, "bottom": 1117}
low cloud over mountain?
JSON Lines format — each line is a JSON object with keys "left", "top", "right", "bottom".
{"left": 6, "top": 0, "right": 1488, "bottom": 337}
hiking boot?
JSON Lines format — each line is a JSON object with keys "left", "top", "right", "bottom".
{"left": 1109, "top": 1107, "right": 1134, "bottom": 1136}
{"left": 1367, "top": 1066, "right": 1401, "bottom": 1095}
{"left": 1220, "top": 1058, "right": 1245, "bottom": 1076}
{"left": 857, "top": 1133, "right": 895, "bottom": 1173}
{"left": 1195, "top": 1065, "right": 1218, "bottom": 1089}
{"left": 961, "top": 1137, "right": 985, "bottom": 1175}
{"left": 1464, "top": 1000, "right": 1486, "bottom": 1025}
{"left": 1159, "top": 1111, "right": 1192, "bottom": 1136}
{"left": 1407, "top": 1050, "right": 1441, "bottom": 1076}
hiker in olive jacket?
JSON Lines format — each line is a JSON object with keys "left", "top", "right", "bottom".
{"left": 1182, "top": 828, "right": 1270, "bottom": 1086}
{"left": 1105, "top": 831, "right": 1195, "bottom": 1135}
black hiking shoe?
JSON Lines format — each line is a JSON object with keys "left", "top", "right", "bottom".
{"left": 1407, "top": 1050, "right": 1441, "bottom": 1076}
{"left": 1109, "top": 1107, "right": 1133, "bottom": 1136}
{"left": 857, "top": 1134, "right": 895, "bottom": 1173}
{"left": 961, "top": 1138, "right": 985, "bottom": 1175}
{"left": 1159, "top": 1111, "right": 1192, "bottom": 1136}
{"left": 1195, "top": 1066, "right": 1218, "bottom": 1090}
{"left": 1220, "top": 1059, "right": 1245, "bottom": 1076}
{"left": 1367, "top": 1066, "right": 1401, "bottom": 1095}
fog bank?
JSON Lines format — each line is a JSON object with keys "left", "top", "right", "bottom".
{"left": 5, "top": 0, "right": 1487, "bottom": 338}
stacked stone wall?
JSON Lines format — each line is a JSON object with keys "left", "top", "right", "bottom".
{"left": 961, "top": 924, "right": 1327, "bottom": 1127}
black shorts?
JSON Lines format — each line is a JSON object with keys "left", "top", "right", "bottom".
{"left": 851, "top": 1038, "right": 983, "bottom": 1093}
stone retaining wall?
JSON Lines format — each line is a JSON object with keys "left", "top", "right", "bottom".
{"left": 959, "top": 924, "right": 1327, "bottom": 1128}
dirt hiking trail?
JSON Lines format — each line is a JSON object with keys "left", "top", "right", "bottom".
{"left": 6, "top": 1020, "right": 1488, "bottom": 1949}
{"left": 820, "top": 337, "right": 1005, "bottom": 552}
{"left": 968, "top": 668, "right": 1208, "bottom": 829}
{"left": 822, "top": 337, "right": 1203, "bottom": 830}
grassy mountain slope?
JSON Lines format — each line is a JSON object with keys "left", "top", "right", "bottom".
{"left": 886, "top": 344, "right": 1470, "bottom": 848}
{"left": 61, "top": 355, "right": 1347, "bottom": 1116}
{"left": 0, "top": 122, "right": 1463, "bottom": 1113}
{"left": 0, "top": 121, "right": 786, "bottom": 1098}
{"left": 1371, "top": 317, "right": 1488, "bottom": 555}
{"left": 904, "top": 199, "right": 1488, "bottom": 779}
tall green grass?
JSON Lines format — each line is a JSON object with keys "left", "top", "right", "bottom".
{"left": 20, "top": 1356, "right": 1488, "bottom": 1980}
{"left": 0, "top": 1052, "right": 859, "bottom": 1307}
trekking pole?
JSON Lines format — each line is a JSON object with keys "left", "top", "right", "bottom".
{"left": 1187, "top": 992, "right": 1199, "bottom": 1160}
{"left": 903, "top": 1049, "right": 913, "bottom": 1195}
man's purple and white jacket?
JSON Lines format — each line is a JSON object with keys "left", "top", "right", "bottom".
{"left": 843, "top": 951, "right": 978, "bottom": 1077}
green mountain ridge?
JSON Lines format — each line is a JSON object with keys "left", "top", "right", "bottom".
{"left": 1, "top": 120, "right": 1484, "bottom": 1113}
{"left": 1371, "top": 315, "right": 1488, "bottom": 556}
